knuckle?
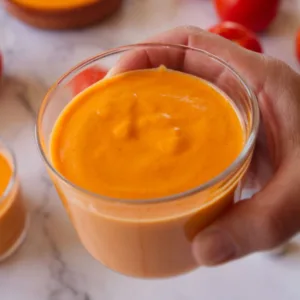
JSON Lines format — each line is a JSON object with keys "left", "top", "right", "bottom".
{"left": 263, "top": 55, "right": 280, "bottom": 66}
{"left": 180, "top": 25, "right": 203, "bottom": 34}
{"left": 260, "top": 210, "right": 286, "bottom": 248}
{"left": 174, "top": 25, "right": 205, "bottom": 40}
{"left": 266, "top": 56, "right": 291, "bottom": 75}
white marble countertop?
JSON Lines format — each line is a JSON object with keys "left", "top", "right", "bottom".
{"left": 1, "top": 0, "right": 300, "bottom": 299}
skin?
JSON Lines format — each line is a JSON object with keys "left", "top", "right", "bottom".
{"left": 112, "top": 26, "right": 300, "bottom": 266}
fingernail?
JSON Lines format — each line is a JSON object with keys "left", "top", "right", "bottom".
{"left": 192, "top": 228, "right": 237, "bottom": 266}
{"left": 104, "top": 66, "right": 118, "bottom": 79}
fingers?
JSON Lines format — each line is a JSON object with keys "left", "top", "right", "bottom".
{"left": 192, "top": 159, "right": 300, "bottom": 266}
{"left": 109, "top": 26, "right": 267, "bottom": 91}
{"left": 105, "top": 26, "right": 300, "bottom": 266}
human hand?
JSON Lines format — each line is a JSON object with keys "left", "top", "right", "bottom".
{"left": 112, "top": 26, "right": 300, "bottom": 266}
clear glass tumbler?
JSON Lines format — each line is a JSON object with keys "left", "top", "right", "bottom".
{"left": 0, "top": 139, "right": 28, "bottom": 262}
{"left": 36, "top": 44, "right": 259, "bottom": 278}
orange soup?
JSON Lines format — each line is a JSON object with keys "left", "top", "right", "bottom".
{"left": 50, "top": 67, "right": 244, "bottom": 277}
{"left": 0, "top": 152, "right": 27, "bottom": 260}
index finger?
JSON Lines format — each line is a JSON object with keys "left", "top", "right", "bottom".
{"left": 108, "top": 26, "right": 267, "bottom": 92}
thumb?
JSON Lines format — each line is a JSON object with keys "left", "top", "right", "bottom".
{"left": 192, "top": 159, "right": 300, "bottom": 266}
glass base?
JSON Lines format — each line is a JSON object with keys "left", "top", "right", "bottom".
{"left": 0, "top": 215, "right": 29, "bottom": 263}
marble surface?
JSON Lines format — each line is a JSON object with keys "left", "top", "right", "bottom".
{"left": 1, "top": 0, "right": 300, "bottom": 299}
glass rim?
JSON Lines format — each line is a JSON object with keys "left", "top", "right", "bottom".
{"left": 0, "top": 138, "right": 17, "bottom": 203}
{"left": 36, "top": 43, "right": 260, "bottom": 205}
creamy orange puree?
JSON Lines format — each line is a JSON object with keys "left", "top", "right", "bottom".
{"left": 50, "top": 67, "right": 244, "bottom": 277}
{"left": 0, "top": 153, "right": 26, "bottom": 259}
{"left": 13, "top": 0, "right": 99, "bottom": 10}
{"left": 0, "top": 154, "right": 11, "bottom": 197}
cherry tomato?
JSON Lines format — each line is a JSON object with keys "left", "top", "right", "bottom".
{"left": 209, "top": 22, "right": 263, "bottom": 53}
{"left": 69, "top": 66, "right": 107, "bottom": 96}
{"left": 214, "top": 0, "right": 280, "bottom": 32}
{"left": 296, "top": 29, "right": 300, "bottom": 64}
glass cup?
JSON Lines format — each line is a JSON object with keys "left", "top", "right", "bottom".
{"left": 0, "top": 139, "right": 28, "bottom": 262}
{"left": 36, "top": 44, "right": 259, "bottom": 278}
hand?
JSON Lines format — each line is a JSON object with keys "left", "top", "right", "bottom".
{"left": 112, "top": 26, "right": 300, "bottom": 266}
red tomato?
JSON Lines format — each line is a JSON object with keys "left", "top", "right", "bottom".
{"left": 214, "top": 0, "right": 280, "bottom": 32}
{"left": 296, "top": 29, "right": 300, "bottom": 64}
{"left": 209, "top": 22, "right": 263, "bottom": 53}
{"left": 69, "top": 66, "right": 107, "bottom": 96}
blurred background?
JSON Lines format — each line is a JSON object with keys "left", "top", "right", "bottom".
{"left": 1, "top": 0, "right": 300, "bottom": 83}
